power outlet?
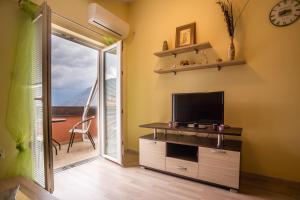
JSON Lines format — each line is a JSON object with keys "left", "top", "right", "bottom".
{"left": 0, "top": 148, "right": 5, "bottom": 160}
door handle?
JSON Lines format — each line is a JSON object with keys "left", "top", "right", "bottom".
{"left": 176, "top": 166, "right": 187, "bottom": 171}
{"left": 34, "top": 97, "right": 43, "bottom": 101}
{"left": 211, "top": 149, "right": 226, "bottom": 154}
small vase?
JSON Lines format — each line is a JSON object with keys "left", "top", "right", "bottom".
{"left": 162, "top": 41, "right": 169, "bottom": 51}
{"left": 228, "top": 37, "right": 235, "bottom": 60}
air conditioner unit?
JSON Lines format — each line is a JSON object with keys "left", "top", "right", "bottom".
{"left": 88, "top": 3, "right": 130, "bottom": 39}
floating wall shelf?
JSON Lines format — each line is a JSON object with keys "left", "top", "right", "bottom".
{"left": 154, "top": 42, "right": 212, "bottom": 57}
{"left": 154, "top": 59, "right": 246, "bottom": 74}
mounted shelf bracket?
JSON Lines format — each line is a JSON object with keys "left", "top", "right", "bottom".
{"left": 153, "top": 128, "right": 158, "bottom": 139}
{"left": 217, "top": 65, "right": 222, "bottom": 71}
{"left": 217, "top": 134, "right": 224, "bottom": 148}
{"left": 194, "top": 49, "right": 199, "bottom": 54}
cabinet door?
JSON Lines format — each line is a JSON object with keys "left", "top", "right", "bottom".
{"left": 198, "top": 147, "right": 240, "bottom": 189}
{"left": 139, "top": 139, "right": 166, "bottom": 170}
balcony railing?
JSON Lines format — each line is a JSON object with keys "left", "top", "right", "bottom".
{"left": 52, "top": 106, "right": 97, "bottom": 144}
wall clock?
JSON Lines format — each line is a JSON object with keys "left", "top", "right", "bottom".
{"left": 269, "top": 0, "right": 300, "bottom": 27}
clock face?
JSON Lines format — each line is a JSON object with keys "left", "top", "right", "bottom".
{"left": 269, "top": 0, "right": 300, "bottom": 27}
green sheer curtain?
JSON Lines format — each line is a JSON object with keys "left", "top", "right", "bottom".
{"left": 5, "top": 0, "right": 37, "bottom": 178}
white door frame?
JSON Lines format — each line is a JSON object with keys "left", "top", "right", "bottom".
{"left": 32, "top": 2, "right": 53, "bottom": 192}
{"left": 50, "top": 30, "right": 103, "bottom": 158}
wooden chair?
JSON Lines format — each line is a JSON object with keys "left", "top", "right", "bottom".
{"left": 67, "top": 116, "right": 96, "bottom": 153}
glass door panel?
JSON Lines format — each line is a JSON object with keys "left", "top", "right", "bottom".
{"left": 101, "top": 41, "right": 123, "bottom": 164}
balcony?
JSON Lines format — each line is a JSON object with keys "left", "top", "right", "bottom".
{"left": 52, "top": 106, "right": 99, "bottom": 170}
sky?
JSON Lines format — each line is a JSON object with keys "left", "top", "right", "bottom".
{"left": 51, "top": 34, "right": 98, "bottom": 106}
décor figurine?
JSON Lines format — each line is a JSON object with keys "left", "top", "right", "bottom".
{"left": 218, "top": 124, "right": 225, "bottom": 132}
{"left": 216, "top": 58, "right": 223, "bottom": 63}
{"left": 162, "top": 41, "right": 169, "bottom": 51}
{"left": 180, "top": 60, "right": 190, "bottom": 66}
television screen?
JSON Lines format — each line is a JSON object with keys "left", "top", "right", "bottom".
{"left": 172, "top": 92, "right": 224, "bottom": 124}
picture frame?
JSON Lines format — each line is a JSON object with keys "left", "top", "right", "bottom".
{"left": 175, "top": 23, "right": 196, "bottom": 48}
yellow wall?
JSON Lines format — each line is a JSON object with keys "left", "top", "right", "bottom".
{"left": 125, "top": 0, "right": 300, "bottom": 182}
{"left": 0, "top": 0, "right": 128, "bottom": 178}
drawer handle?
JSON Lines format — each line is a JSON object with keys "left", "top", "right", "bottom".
{"left": 211, "top": 149, "right": 226, "bottom": 154}
{"left": 176, "top": 166, "right": 187, "bottom": 171}
{"left": 153, "top": 141, "right": 157, "bottom": 144}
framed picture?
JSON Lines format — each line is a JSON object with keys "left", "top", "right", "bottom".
{"left": 175, "top": 23, "right": 196, "bottom": 48}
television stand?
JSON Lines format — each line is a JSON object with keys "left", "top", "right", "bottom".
{"left": 139, "top": 122, "right": 242, "bottom": 148}
{"left": 139, "top": 123, "right": 242, "bottom": 190}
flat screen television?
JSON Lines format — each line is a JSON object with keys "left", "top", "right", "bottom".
{"left": 172, "top": 92, "right": 224, "bottom": 125}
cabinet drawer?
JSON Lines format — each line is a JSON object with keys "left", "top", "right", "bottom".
{"left": 139, "top": 139, "right": 166, "bottom": 170}
{"left": 198, "top": 147, "right": 240, "bottom": 189}
{"left": 199, "top": 147, "right": 240, "bottom": 168}
{"left": 166, "top": 157, "right": 198, "bottom": 178}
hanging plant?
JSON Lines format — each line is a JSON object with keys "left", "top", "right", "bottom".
{"left": 103, "top": 36, "right": 116, "bottom": 45}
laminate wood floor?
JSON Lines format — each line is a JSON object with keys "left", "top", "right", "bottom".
{"left": 53, "top": 156, "right": 300, "bottom": 200}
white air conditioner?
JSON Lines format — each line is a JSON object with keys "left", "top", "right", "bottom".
{"left": 88, "top": 3, "right": 129, "bottom": 39}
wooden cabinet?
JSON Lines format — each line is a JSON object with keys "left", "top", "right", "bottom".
{"left": 139, "top": 139, "right": 166, "bottom": 170}
{"left": 139, "top": 134, "right": 242, "bottom": 190}
{"left": 198, "top": 147, "right": 240, "bottom": 189}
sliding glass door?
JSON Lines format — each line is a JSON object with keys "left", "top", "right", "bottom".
{"left": 31, "top": 3, "right": 54, "bottom": 192}
{"left": 101, "top": 41, "right": 123, "bottom": 165}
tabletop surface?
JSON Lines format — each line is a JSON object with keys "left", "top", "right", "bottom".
{"left": 140, "top": 133, "right": 242, "bottom": 152}
{"left": 140, "top": 122, "right": 242, "bottom": 136}
{"left": 51, "top": 118, "right": 67, "bottom": 123}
